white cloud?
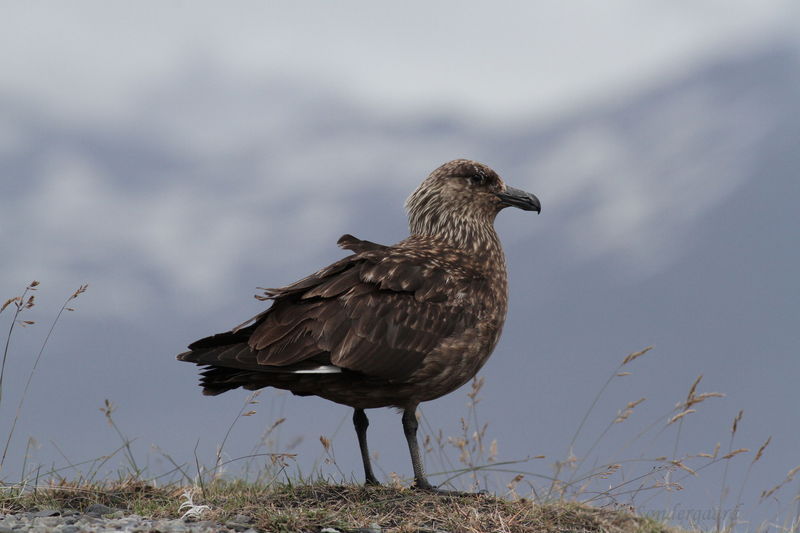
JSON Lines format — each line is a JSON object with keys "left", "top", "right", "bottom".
{"left": 0, "top": 1, "right": 796, "bottom": 123}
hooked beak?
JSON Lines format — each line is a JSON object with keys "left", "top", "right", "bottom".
{"left": 495, "top": 186, "right": 541, "bottom": 213}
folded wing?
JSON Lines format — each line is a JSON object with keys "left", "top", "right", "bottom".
{"left": 179, "top": 235, "right": 486, "bottom": 382}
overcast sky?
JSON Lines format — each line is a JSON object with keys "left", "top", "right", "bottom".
{"left": 1, "top": 3, "right": 799, "bottom": 530}
{"left": 2, "top": 1, "right": 798, "bottom": 122}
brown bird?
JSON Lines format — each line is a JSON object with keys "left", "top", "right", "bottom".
{"left": 177, "top": 159, "right": 540, "bottom": 490}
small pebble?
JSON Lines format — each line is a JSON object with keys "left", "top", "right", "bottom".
{"left": 0, "top": 510, "right": 249, "bottom": 532}
{"left": 33, "top": 509, "right": 61, "bottom": 518}
{"left": 85, "top": 503, "right": 115, "bottom": 515}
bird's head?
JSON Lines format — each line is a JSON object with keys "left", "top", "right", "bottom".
{"left": 405, "top": 159, "right": 540, "bottom": 246}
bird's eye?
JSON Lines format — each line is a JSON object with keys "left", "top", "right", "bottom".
{"left": 468, "top": 174, "right": 484, "bottom": 186}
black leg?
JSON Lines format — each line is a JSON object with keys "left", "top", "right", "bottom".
{"left": 353, "top": 408, "right": 379, "bottom": 485}
{"left": 401, "top": 406, "right": 434, "bottom": 490}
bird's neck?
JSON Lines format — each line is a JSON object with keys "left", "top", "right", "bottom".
{"left": 410, "top": 213, "right": 506, "bottom": 261}
{"left": 408, "top": 214, "right": 509, "bottom": 320}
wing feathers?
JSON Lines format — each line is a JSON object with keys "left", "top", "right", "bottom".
{"left": 301, "top": 267, "right": 361, "bottom": 299}
{"left": 180, "top": 234, "right": 487, "bottom": 382}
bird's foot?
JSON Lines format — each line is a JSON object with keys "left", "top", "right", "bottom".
{"left": 412, "top": 480, "right": 491, "bottom": 496}
{"left": 412, "top": 479, "right": 473, "bottom": 495}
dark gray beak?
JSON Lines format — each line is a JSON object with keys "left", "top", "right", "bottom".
{"left": 495, "top": 186, "right": 541, "bottom": 213}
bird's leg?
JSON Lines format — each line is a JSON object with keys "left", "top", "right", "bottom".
{"left": 353, "top": 408, "right": 380, "bottom": 486}
{"left": 401, "top": 406, "right": 435, "bottom": 490}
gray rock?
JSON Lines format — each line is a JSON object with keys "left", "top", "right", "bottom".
{"left": 34, "top": 516, "right": 62, "bottom": 527}
{"left": 0, "top": 516, "right": 20, "bottom": 528}
{"left": 0, "top": 510, "right": 271, "bottom": 533}
{"left": 85, "top": 503, "right": 115, "bottom": 515}
{"left": 32, "top": 509, "right": 60, "bottom": 517}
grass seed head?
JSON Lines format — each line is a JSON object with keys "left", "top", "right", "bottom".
{"left": 670, "top": 460, "right": 697, "bottom": 476}
{"left": 686, "top": 392, "right": 725, "bottom": 407}
{"left": 507, "top": 473, "right": 524, "bottom": 491}
{"left": 731, "top": 410, "right": 744, "bottom": 435}
{"left": 686, "top": 375, "right": 703, "bottom": 402}
{"left": 69, "top": 284, "right": 89, "bottom": 300}
{"left": 753, "top": 436, "right": 772, "bottom": 464}
{"left": 319, "top": 436, "right": 332, "bottom": 452}
{"left": 1, "top": 297, "right": 20, "bottom": 313}
{"left": 722, "top": 448, "right": 750, "bottom": 460}
{"left": 621, "top": 346, "right": 653, "bottom": 366}
{"left": 667, "top": 409, "right": 696, "bottom": 425}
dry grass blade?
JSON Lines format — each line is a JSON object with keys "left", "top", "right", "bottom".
{"left": 626, "top": 398, "right": 646, "bottom": 409}
{"left": 70, "top": 284, "right": 89, "bottom": 300}
{"left": 1, "top": 283, "right": 39, "bottom": 404}
{"left": 711, "top": 443, "right": 721, "bottom": 460}
{"left": 716, "top": 411, "right": 746, "bottom": 532}
{"left": 467, "top": 375, "right": 485, "bottom": 403}
{"left": 686, "top": 392, "right": 725, "bottom": 407}
{"left": 614, "top": 398, "right": 646, "bottom": 424}
{"left": 97, "top": 399, "right": 141, "bottom": 477}
{"left": 732, "top": 436, "right": 775, "bottom": 523}
{"left": 731, "top": 410, "right": 744, "bottom": 435}
{"left": 675, "top": 375, "right": 725, "bottom": 412}
{"left": 507, "top": 474, "right": 524, "bottom": 488}
{"left": 753, "top": 436, "right": 772, "bottom": 464}
{"left": 2, "top": 282, "right": 89, "bottom": 471}
{"left": 670, "top": 460, "right": 697, "bottom": 476}
{"left": 0, "top": 297, "right": 20, "bottom": 314}
{"left": 562, "top": 346, "right": 657, "bottom": 497}
{"left": 621, "top": 346, "right": 653, "bottom": 366}
{"left": 686, "top": 375, "right": 702, "bottom": 402}
{"left": 213, "top": 390, "right": 262, "bottom": 478}
{"left": 667, "top": 409, "right": 696, "bottom": 425}
{"left": 506, "top": 473, "right": 524, "bottom": 499}
{"left": 487, "top": 439, "right": 498, "bottom": 463}
{"left": 761, "top": 465, "right": 800, "bottom": 502}
{"left": 319, "top": 436, "right": 332, "bottom": 452}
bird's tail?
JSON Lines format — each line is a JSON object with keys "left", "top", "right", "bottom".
{"left": 195, "top": 366, "right": 265, "bottom": 396}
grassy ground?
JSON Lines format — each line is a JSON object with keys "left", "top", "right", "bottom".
{"left": 0, "top": 479, "right": 680, "bottom": 533}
